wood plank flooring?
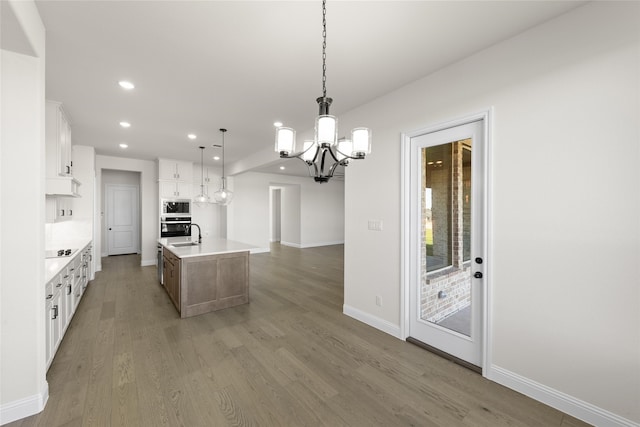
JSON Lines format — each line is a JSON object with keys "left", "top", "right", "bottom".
{"left": 9, "top": 244, "right": 591, "bottom": 426}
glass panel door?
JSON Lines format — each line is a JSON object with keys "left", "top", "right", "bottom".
{"left": 408, "top": 119, "right": 485, "bottom": 367}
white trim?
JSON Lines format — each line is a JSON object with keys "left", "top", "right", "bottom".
{"left": 487, "top": 366, "right": 639, "bottom": 427}
{"left": 249, "top": 247, "right": 270, "bottom": 254}
{"left": 140, "top": 259, "right": 156, "bottom": 267}
{"left": 343, "top": 304, "right": 402, "bottom": 339}
{"left": 280, "top": 241, "right": 301, "bottom": 248}
{"left": 0, "top": 386, "right": 48, "bottom": 425}
{"left": 281, "top": 241, "right": 344, "bottom": 249}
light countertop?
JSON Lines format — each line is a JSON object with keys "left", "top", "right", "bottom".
{"left": 45, "top": 239, "right": 92, "bottom": 283}
{"left": 158, "top": 237, "right": 258, "bottom": 258}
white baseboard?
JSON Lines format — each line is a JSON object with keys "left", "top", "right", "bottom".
{"left": 487, "top": 365, "right": 639, "bottom": 427}
{"left": 342, "top": 304, "right": 402, "bottom": 339}
{"left": 281, "top": 240, "right": 344, "bottom": 249}
{"left": 0, "top": 385, "right": 48, "bottom": 425}
{"left": 140, "top": 259, "right": 155, "bottom": 267}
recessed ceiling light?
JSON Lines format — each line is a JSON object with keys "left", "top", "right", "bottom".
{"left": 118, "top": 81, "right": 135, "bottom": 90}
{"left": 119, "top": 121, "right": 131, "bottom": 128}
{"left": 273, "top": 121, "right": 283, "bottom": 127}
{"left": 279, "top": 166, "right": 286, "bottom": 170}
{"left": 119, "top": 143, "right": 128, "bottom": 149}
{"left": 213, "top": 156, "right": 220, "bottom": 161}
{"left": 188, "top": 133, "right": 197, "bottom": 140}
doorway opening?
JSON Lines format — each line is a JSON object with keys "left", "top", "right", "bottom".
{"left": 102, "top": 169, "right": 141, "bottom": 257}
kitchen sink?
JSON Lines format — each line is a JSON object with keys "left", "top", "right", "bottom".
{"left": 171, "top": 242, "right": 200, "bottom": 247}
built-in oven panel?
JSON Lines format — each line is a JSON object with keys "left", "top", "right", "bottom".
{"left": 160, "top": 216, "right": 191, "bottom": 237}
{"left": 161, "top": 199, "right": 191, "bottom": 216}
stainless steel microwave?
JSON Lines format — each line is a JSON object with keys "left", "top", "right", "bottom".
{"left": 161, "top": 199, "right": 191, "bottom": 216}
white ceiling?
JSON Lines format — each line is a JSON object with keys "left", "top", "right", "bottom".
{"left": 35, "top": 0, "right": 583, "bottom": 176}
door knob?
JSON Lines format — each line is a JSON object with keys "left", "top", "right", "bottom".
{"left": 475, "top": 257, "right": 483, "bottom": 264}
{"left": 474, "top": 272, "right": 483, "bottom": 279}
{"left": 108, "top": 228, "right": 112, "bottom": 230}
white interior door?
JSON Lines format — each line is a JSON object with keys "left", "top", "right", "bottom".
{"left": 407, "top": 119, "right": 486, "bottom": 368}
{"left": 106, "top": 184, "right": 139, "bottom": 255}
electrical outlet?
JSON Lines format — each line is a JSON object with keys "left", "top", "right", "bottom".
{"left": 375, "top": 295, "right": 382, "bottom": 306}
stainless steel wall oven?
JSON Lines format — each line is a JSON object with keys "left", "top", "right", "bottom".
{"left": 161, "top": 199, "right": 191, "bottom": 216}
{"left": 160, "top": 216, "right": 191, "bottom": 237}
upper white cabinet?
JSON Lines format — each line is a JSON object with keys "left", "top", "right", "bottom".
{"left": 158, "top": 159, "right": 193, "bottom": 182}
{"left": 158, "top": 159, "right": 193, "bottom": 200}
{"left": 45, "top": 101, "right": 81, "bottom": 197}
{"left": 46, "top": 101, "right": 72, "bottom": 178}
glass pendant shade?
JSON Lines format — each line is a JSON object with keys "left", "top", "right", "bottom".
{"left": 213, "top": 178, "right": 233, "bottom": 206}
{"left": 351, "top": 127, "right": 371, "bottom": 156}
{"left": 275, "top": 127, "right": 296, "bottom": 154}
{"left": 194, "top": 189, "right": 208, "bottom": 203}
{"left": 336, "top": 139, "right": 353, "bottom": 161}
{"left": 315, "top": 115, "right": 337, "bottom": 147}
{"left": 302, "top": 140, "right": 317, "bottom": 162}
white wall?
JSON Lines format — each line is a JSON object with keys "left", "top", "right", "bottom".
{"left": 228, "top": 172, "right": 344, "bottom": 250}
{"left": 281, "top": 184, "right": 301, "bottom": 247}
{"left": 95, "top": 155, "right": 157, "bottom": 269}
{"left": 343, "top": 3, "right": 639, "bottom": 425}
{"left": 0, "top": 1, "right": 47, "bottom": 423}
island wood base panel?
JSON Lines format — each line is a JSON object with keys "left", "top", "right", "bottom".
{"left": 163, "top": 250, "right": 249, "bottom": 318}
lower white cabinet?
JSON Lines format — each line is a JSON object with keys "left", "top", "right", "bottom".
{"left": 45, "top": 276, "right": 63, "bottom": 370}
{"left": 45, "top": 241, "right": 93, "bottom": 370}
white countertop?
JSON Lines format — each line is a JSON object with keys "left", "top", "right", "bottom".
{"left": 45, "top": 239, "right": 92, "bottom": 283}
{"left": 158, "top": 237, "right": 257, "bottom": 258}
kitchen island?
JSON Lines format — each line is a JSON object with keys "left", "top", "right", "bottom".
{"left": 158, "top": 237, "right": 256, "bottom": 318}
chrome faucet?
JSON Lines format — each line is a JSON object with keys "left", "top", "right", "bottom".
{"left": 190, "top": 223, "right": 202, "bottom": 243}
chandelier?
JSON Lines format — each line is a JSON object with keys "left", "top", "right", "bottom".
{"left": 274, "top": 0, "right": 371, "bottom": 183}
{"left": 213, "top": 128, "right": 233, "bottom": 205}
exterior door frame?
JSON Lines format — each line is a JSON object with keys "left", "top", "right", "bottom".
{"left": 400, "top": 109, "right": 493, "bottom": 375}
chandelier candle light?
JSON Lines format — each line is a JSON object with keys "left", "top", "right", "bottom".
{"left": 213, "top": 128, "right": 233, "bottom": 205}
{"left": 274, "top": 0, "right": 371, "bottom": 183}
{"left": 194, "top": 146, "right": 209, "bottom": 204}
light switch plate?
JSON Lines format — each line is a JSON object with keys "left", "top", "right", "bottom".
{"left": 368, "top": 220, "right": 383, "bottom": 231}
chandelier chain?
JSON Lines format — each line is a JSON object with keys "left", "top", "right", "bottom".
{"left": 321, "top": 0, "right": 327, "bottom": 98}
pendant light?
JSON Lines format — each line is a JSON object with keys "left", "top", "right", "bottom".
{"left": 213, "top": 128, "right": 233, "bottom": 205}
{"left": 274, "top": 0, "right": 371, "bottom": 183}
{"left": 194, "top": 146, "right": 209, "bottom": 203}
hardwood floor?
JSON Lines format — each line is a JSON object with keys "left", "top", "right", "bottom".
{"left": 10, "top": 244, "right": 591, "bottom": 426}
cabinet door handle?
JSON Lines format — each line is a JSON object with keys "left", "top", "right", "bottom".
{"left": 46, "top": 294, "right": 53, "bottom": 300}
{"left": 69, "top": 210, "right": 73, "bottom": 216}
{"left": 53, "top": 305, "right": 58, "bottom": 319}
{"left": 66, "top": 165, "right": 70, "bottom": 174}
{"left": 60, "top": 209, "right": 65, "bottom": 216}
{"left": 56, "top": 283, "right": 63, "bottom": 288}
{"left": 67, "top": 284, "right": 72, "bottom": 295}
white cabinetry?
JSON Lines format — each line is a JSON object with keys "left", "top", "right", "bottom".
{"left": 46, "top": 101, "right": 72, "bottom": 177}
{"left": 158, "top": 159, "right": 193, "bottom": 199}
{"left": 45, "top": 242, "right": 93, "bottom": 370}
{"left": 46, "top": 197, "right": 75, "bottom": 223}
{"left": 45, "top": 101, "right": 81, "bottom": 197}
{"left": 159, "top": 159, "right": 192, "bottom": 182}
{"left": 45, "top": 274, "right": 63, "bottom": 370}
{"left": 160, "top": 181, "right": 192, "bottom": 199}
